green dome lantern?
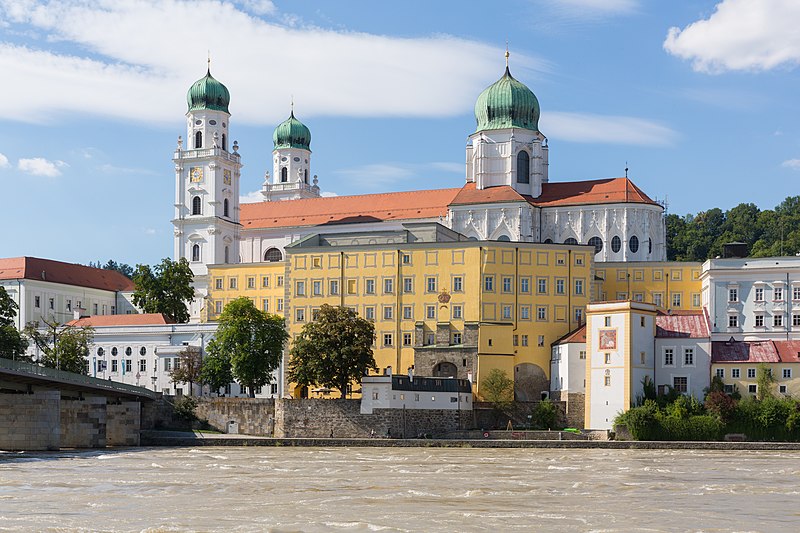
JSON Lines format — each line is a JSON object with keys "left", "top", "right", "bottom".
{"left": 273, "top": 111, "right": 311, "bottom": 151}
{"left": 187, "top": 69, "right": 230, "bottom": 114}
{"left": 474, "top": 65, "right": 540, "bottom": 132}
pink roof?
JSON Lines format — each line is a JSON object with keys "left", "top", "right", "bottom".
{"left": 532, "top": 177, "right": 658, "bottom": 207}
{"left": 656, "top": 311, "right": 710, "bottom": 339}
{"left": 774, "top": 341, "right": 800, "bottom": 363}
{"left": 0, "top": 257, "right": 134, "bottom": 292}
{"left": 553, "top": 325, "right": 586, "bottom": 345}
{"left": 65, "top": 314, "right": 173, "bottom": 327}
{"left": 711, "top": 340, "right": 780, "bottom": 363}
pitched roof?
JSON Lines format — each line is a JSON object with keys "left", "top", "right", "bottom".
{"left": 65, "top": 314, "right": 173, "bottom": 327}
{"left": 241, "top": 188, "right": 461, "bottom": 230}
{"left": 449, "top": 182, "right": 529, "bottom": 205}
{"left": 553, "top": 324, "right": 586, "bottom": 345}
{"left": 531, "top": 177, "right": 659, "bottom": 207}
{"left": 0, "top": 257, "right": 134, "bottom": 292}
{"left": 774, "top": 341, "right": 800, "bottom": 363}
{"left": 711, "top": 340, "right": 780, "bottom": 363}
{"left": 655, "top": 311, "right": 710, "bottom": 339}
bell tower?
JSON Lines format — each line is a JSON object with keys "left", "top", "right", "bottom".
{"left": 172, "top": 66, "right": 242, "bottom": 320}
{"left": 261, "top": 107, "right": 320, "bottom": 201}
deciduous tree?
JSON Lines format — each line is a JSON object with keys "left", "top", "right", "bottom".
{"left": 24, "top": 319, "right": 93, "bottom": 374}
{"left": 480, "top": 368, "right": 514, "bottom": 411}
{"left": 288, "top": 304, "right": 376, "bottom": 397}
{"left": 0, "top": 287, "right": 28, "bottom": 361}
{"left": 132, "top": 258, "right": 194, "bottom": 323}
{"left": 170, "top": 347, "right": 203, "bottom": 396}
{"left": 200, "top": 350, "right": 234, "bottom": 395}
{"left": 205, "top": 298, "right": 287, "bottom": 397}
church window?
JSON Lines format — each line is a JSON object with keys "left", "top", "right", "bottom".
{"left": 221, "top": 133, "right": 227, "bottom": 151}
{"left": 648, "top": 238, "right": 652, "bottom": 254}
{"left": 629, "top": 235, "right": 639, "bottom": 253}
{"left": 264, "top": 248, "right": 283, "bottom": 262}
{"left": 280, "top": 167, "right": 288, "bottom": 182}
{"left": 194, "top": 131, "right": 202, "bottom": 149}
{"left": 516, "top": 151, "right": 530, "bottom": 184}
{"left": 543, "top": 238, "right": 553, "bottom": 244}
{"left": 588, "top": 236, "right": 603, "bottom": 254}
{"left": 564, "top": 237, "right": 578, "bottom": 245}
{"left": 304, "top": 169, "right": 308, "bottom": 184}
{"left": 192, "top": 196, "right": 202, "bottom": 215}
{"left": 223, "top": 198, "right": 229, "bottom": 218}
{"left": 191, "top": 244, "right": 201, "bottom": 262}
{"left": 497, "top": 235, "right": 511, "bottom": 242}
{"left": 224, "top": 246, "right": 229, "bottom": 264}
{"left": 611, "top": 235, "right": 621, "bottom": 253}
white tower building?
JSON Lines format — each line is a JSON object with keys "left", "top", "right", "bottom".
{"left": 172, "top": 68, "right": 242, "bottom": 320}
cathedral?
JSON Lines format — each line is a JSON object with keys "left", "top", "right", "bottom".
{"left": 172, "top": 60, "right": 666, "bottom": 319}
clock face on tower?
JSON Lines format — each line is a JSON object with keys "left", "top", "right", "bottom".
{"left": 190, "top": 167, "right": 203, "bottom": 183}
{"left": 223, "top": 169, "right": 231, "bottom": 185}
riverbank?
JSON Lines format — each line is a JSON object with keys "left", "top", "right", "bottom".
{"left": 140, "top": 430, "right": 800, "bottom": 450}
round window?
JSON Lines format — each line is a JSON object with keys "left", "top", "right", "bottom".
{"left": 281, "top": 156, "right": 287, "bottom": 162}
{"left": 611, "top": 235, "right": 621, "bottom": 253}
{"left": 97, "top": 347, "right": 104, "bottom": 356}
{"left": 588, "top": 236, "right": 603, "bottom": 254}
{"left": 194, "top": 119, "right": 202, "bottom": 125}
{"left": 293, "top": 157, "right": 300, "bottom": 162}
{"left": 222, "top": 122, "right": 226, "bottom": 128}
{"left": 209, "top": 119, "right": 217, "bottom": 125}
{"left": 111, "top": 347, "right": 118, "bottom": 356}
{"left": 140, "top": 347, "right": 147, "bottom": 356}
{"left": 629, "top": 235, "right": 640, "bottom": 253}
{"left": 125, "top": 347, "right": 132, "bottom": 356}
{"left": 304, "top": 159, "right": 308, "bottom": 163}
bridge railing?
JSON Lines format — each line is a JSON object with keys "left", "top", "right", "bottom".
{"left": 0, "top": 358, "right": 157, "bottom": 399}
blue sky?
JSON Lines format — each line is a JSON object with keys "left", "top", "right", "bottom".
{"left": 1, "top": 0, "right": 799, "bottom": 266}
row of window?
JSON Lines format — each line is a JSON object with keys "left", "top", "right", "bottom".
{"left": 599, "top": 268, "right": 699, "bottom": 283}
{"left": 554, "top": 235, "right": 652, "bottom": 255}
{"left": 715, "top": 367, "right": 793, "bottom": 380}
{"left": 606, "top": 292, "right": 700, "bottom": 308}
{"left": 662, "top": 347, "right": 695, "bottom": 367}
{"left": 96, "top": 346, "right": 148, "bottom": 357}
{"left": 192, "top": 243, "right": 233, "bottom": 264}
{"left": 96, "top": 359, "right": 147, "bottom": 373}
{"left": 293, "top": 303, "right": 468, "bottom": 323}
{"left": 215, "top": 274, "right": 285, "bottom": 290}
{"left": 728, "top": 286, "right": 800, "bottom": 303}
{"left": 190, "top": 196, "right": 231, "bottom": 218}
{"left": 379, "top": 331, "right": 465, "bottom": 348}
{"left": 33, "top": 296, "right": 111, "bottom": 315}
{"left": 726, "top": 313, "right": 800, "bottom": 329}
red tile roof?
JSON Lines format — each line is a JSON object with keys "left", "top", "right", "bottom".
{"left": 0, "top": 257, "right": 134, "bottom": 292}
{"left": 531, "top": 177, "right": 659, "bottom": 207}
{"left": 553, "top": 325, "right": 586, "bottom": 345}
{"left": 711, "top": 340, "right": 780, "bottom": 363}
{"left": 450, "top": 182, "right": 529, "bottom": 205}
{"left": 65, "top": 314, "right": 173, "bottom": 327}
{"left": 774, "top": 341, "right": 800, "bottom": 363}
{"left": 656, "top": 311, "right": 710, "bottom": 339}
{"left": 241, "top": 188, "right": 461, "bottom": 230}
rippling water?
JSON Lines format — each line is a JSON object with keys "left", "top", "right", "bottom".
{"left": 1, "top": 447, "right": 799, "bottom": 532}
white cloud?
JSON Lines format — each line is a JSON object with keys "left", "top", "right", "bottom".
{"left": 144, "top": 228, "right": 157, "bottom": 235}
{"left": 17, "top": 157, "right": 66, "bottom": 177}
{"left": 0, "top": 152, "right": 8, "bottom": 168}
{"left": 664, "top": 0, "right": 800, "bottom": 73}
{"left": 782, "top": 159, "right": 800, "bottom": 170}
{"left": 240, "top": 190, "right": 265, "bottom": 204}
{"left": 0, "top": 0, "right": 538, "bottom": 124}
{"left": 542, "top": 112, "right": 677, "bottom": 146}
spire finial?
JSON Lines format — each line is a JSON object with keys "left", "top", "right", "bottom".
{"left": 625, "top": 161, "right": 629, "bottom": 178}
{"left": 290, "top": 95, "right": 294, "bottom": 116}
{"left": 207, "top": 51, "right": 211, "bottom": 74}
{"left": 505, "top": 41, "right": 510, "bottom": 68}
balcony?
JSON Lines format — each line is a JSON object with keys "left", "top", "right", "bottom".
{"left": 174, "top": 148, "right": 240, "bottom": 164}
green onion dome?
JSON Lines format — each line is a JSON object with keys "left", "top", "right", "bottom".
{"left": 273, "top": 111, "right": 311, "bottom": 151}
{"left": 474, "top": 66, "right": 540, "bottom": 132}
{"left": 187, "top": 70, "right": 230, "bottom": 114}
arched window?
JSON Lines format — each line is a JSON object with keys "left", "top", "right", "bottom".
{"left": 97, "top": 347, "right": 104, "bottom": 356}
{"left": 564, "top": 237, "right": 578, "bottom": 245}
{"left": 543, "top": 238, "right": 553, "bottom": 244}
{"left": 280, "top": 167, "right": 288, "bottom": 182}
{"left": 611, "top": 235, "right": 621, "bottom": 253}
{"left": 139, "top": 347, "right": 147, "bottom": 356}
{"left": 648, "top": 238, "right": 652, "bottom": 254}
{"left": 192, "top": 196, "right": 201, "bottom": 215}
{"left": 588, "top": 236, "right": 603, "bottom": 254}
{"left": 192, "top": 244, "right": 201, "bottom": 262}
{"left": 516, "top": 151, "right": 530, "bottom": 184}
{"left": 629, "top": 235, "right": 640, "bottom": 253}
{"left": 497, "top": 235, "right": 511, "bottom": 242}
{"left": 221, "top": 133, "right": 227, "bottom": 151}
{"left": 264, "top": 248, "right": 283, "bottom": 262}
{"left": 223, "top": 198, "right": 229, "bottom": 218}
{"left": 195, "top": 131, "right": 202, "bottom": 149}
{"left": 304, "top": 169, "right": 308, "bottom": 184}
{"left": 224, "top": 246, "right": 229, "bottom": 264}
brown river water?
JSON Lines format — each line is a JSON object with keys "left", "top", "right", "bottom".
{"left": 1, "top": 447, "right": 798, "bottom": 532}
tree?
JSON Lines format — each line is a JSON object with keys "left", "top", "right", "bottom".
{"left": 89, "top": 259, "right": 135, "bottom": 279}
{"left": 206, "top": 298, "right": 288, "bottom": 397}
{"left": 480, "top": 368, "right": 514, "bottom": 411}
{"left": 132, "top": 258, "right": 195, "bottom": 323}
{"left": 0, "top": 287, "right": 28, "bottom": 361}
{"left": 288, "top": 304, "right": 376, "bottom": 397}
{"left": 200, "top": 350, "right": 234, "bottom": 395}
{"left": 24, "top": 319, "right": 93, "bottom": 374}
{"left": 756, "top": 363, "right": 776, "bottom": 401}
{"left": 170, "top": 347, "right": 203, "bottom": 396}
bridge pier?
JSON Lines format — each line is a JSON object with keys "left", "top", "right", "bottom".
{"left": 0, "top": 391, "right": 60, "bottom": 451}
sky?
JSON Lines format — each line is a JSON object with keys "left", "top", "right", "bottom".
{"left": 1, "top": 0, "right": 799, "bottom": 267}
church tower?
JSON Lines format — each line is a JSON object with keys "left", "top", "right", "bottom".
{"left": 172, "top": 67, "right": 242, "bottom": 320}
{"left": 466, "top": 52, "right": 549, "bottom": 198}
{"left": 261, "top": 109, "right": 320, "bottom": 201}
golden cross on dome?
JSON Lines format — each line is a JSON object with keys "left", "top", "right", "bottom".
{"left": 505, "top": 41, "right": 509, "bottom": 67}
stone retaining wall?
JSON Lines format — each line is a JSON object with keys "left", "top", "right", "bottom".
{"left": 0, "top": 391, "right": 60, "bottom": 451}
{"left": 195, "top": 398, "right": 275, "bottom": 436}
{"left": 107, "top": 402, "right": 141, "bottom": 446}
{"left": 61, "top": 396, "right": 106, "bottom": 448}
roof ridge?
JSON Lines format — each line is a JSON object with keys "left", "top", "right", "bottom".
{"left": 242, "top": 187, "right": 462, "bottom": 207}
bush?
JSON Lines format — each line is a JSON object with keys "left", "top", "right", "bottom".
{"left": 615, "top": 400, "right": 660, "bottom": 440}
{"left": 704, "top": 391, "right": 736, "bottom": 423}
{"left": 531, "top": 399, "right": 558, "bottom": 429}
{"left": 173, "top": 396, "right": 198, "bottom": 421}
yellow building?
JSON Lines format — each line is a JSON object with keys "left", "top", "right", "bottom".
{"left": 711, "top": 339, "right": 800, "bottom": 398}
{"left": 207, "top": 222, "right": 592, "bottom": 399}
{"left": 594, "top": 261, "right": 702, "bottom": 311}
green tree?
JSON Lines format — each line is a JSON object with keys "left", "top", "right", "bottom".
{"left": 200, "top": 350, "right": 234, "bottom": 395}
{"left": 0, "top": 287, "right": 29, "bottom": 361}
{"left": 288, "top": 304, "right": 376, "bottom": 397}
{"left": 89, "top": 259, "right": 135, "bottom": 279}
{"left": 24, "top": 319, "right": 93, "bottom": 374}
{"left": 756, "top": 363, "right": 776, "bottom": 401}
{"left": 480, "top": 368, "right": 514, "bottom": 411}
{"left": 132, "top": 258, "right": 195, "bottom": 323}
{"left": 206, "top": 298, "right": 288, "bottom": 397}
{"left": 170, "top": 347, "right": 203, "bottom": 396}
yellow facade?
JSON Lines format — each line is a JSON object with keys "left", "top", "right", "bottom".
{"left": 711, "top": 363, "right": 800, "bottom": 398}
{"left": 206, "top": 232, "right": 592, "bottom": 399}
{"left": 594, "top": 261, "right": 702, "bottom": 311}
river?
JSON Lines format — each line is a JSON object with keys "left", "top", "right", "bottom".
{"left": 1, "top": 447, "right": 798, "bottom": 532}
